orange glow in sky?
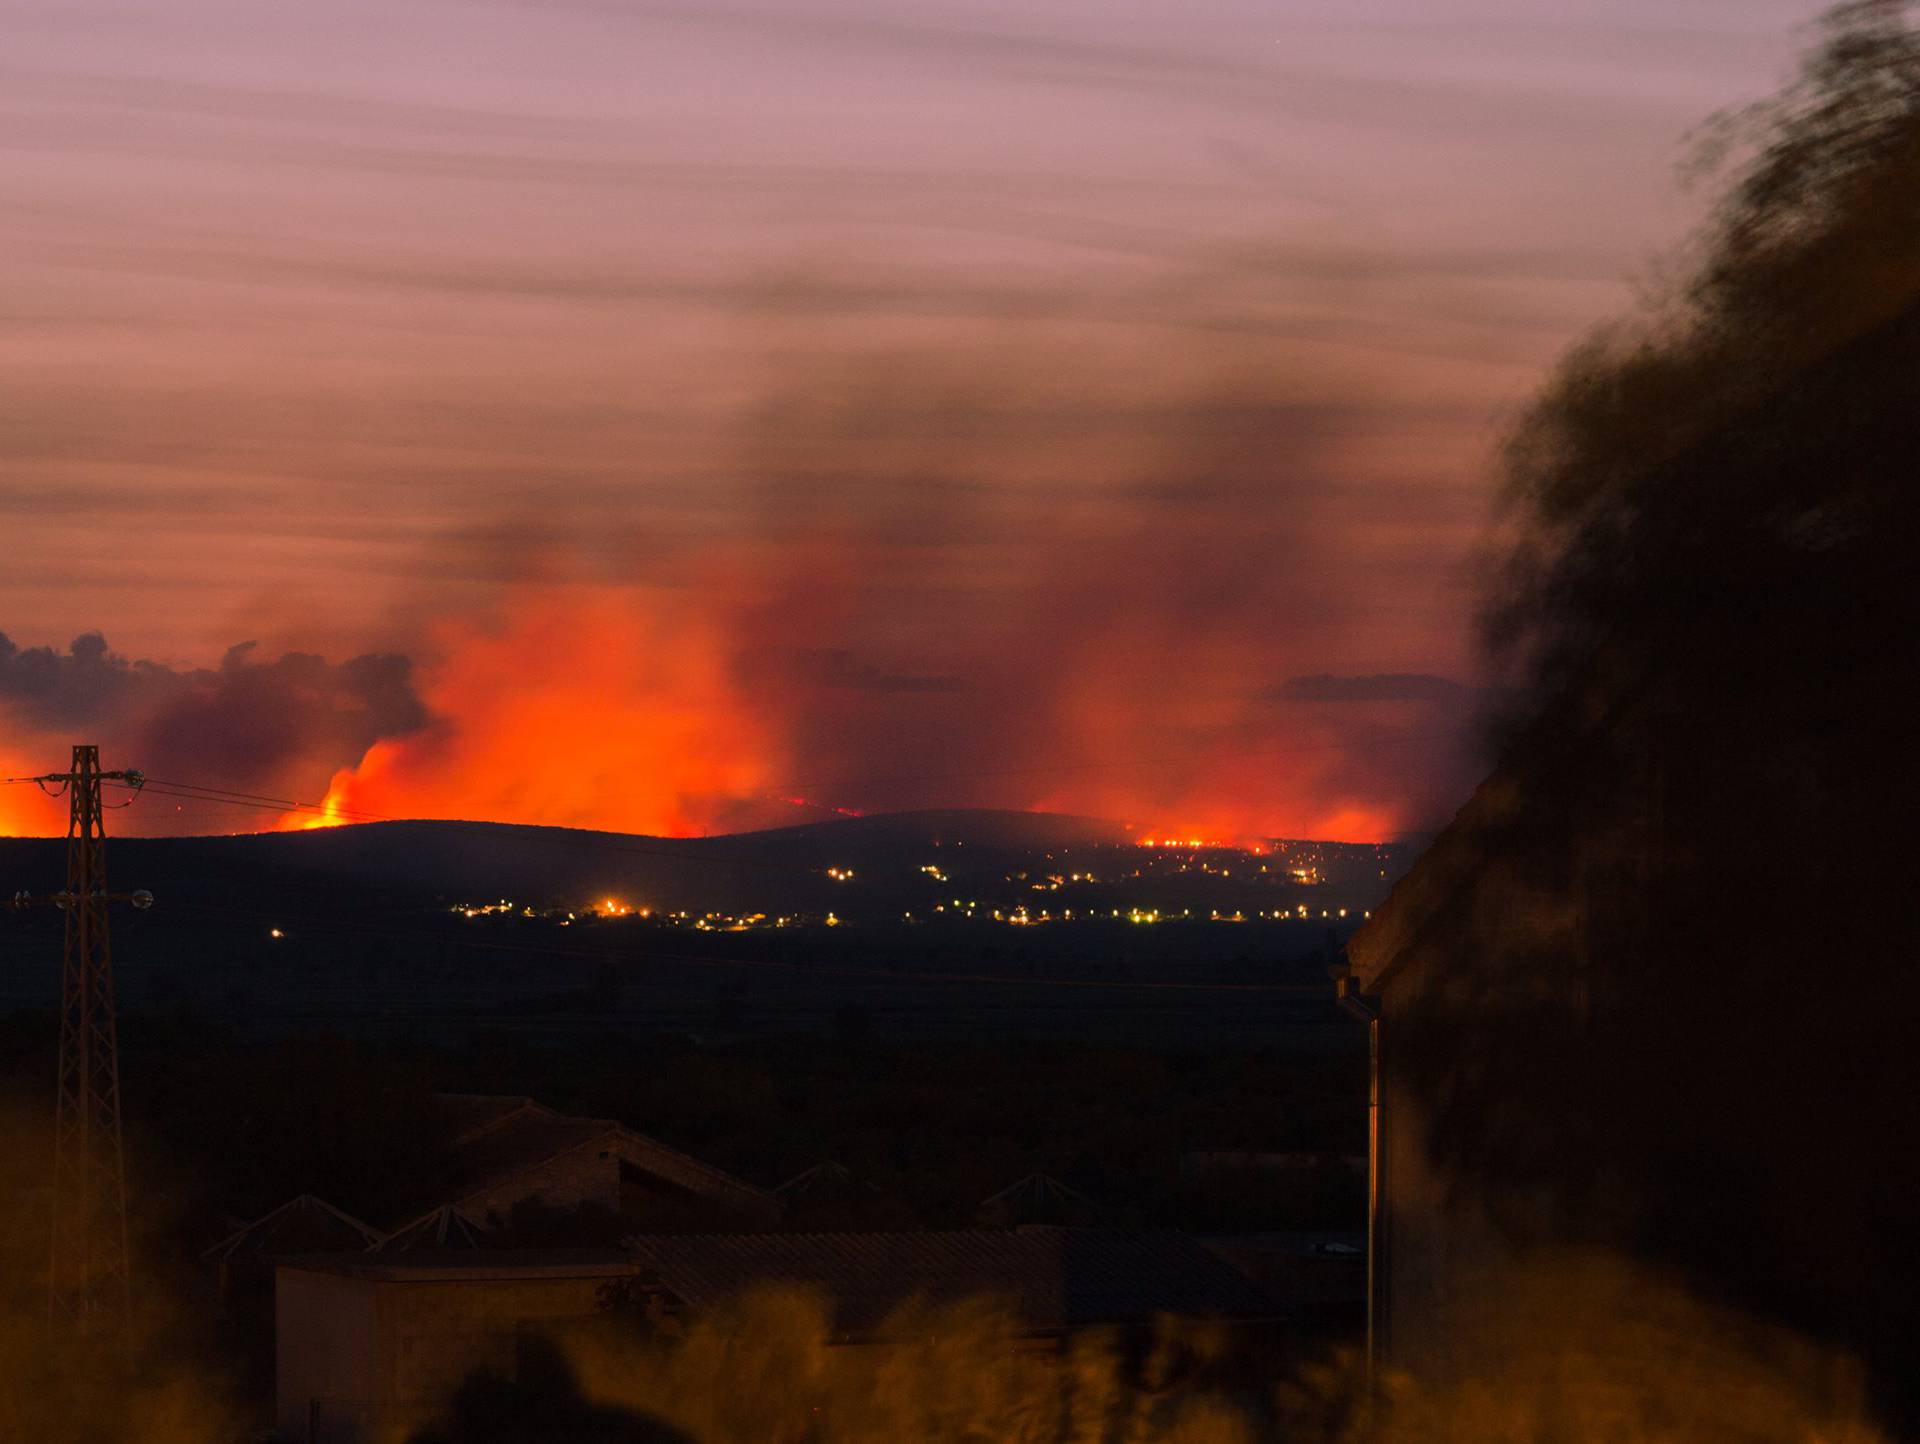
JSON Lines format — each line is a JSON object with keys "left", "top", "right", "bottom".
{"left": 0, "top": 754, "right": 62, "bottom": 837}
{"left": 271, "top": 577, "right": 1420, "bottom": 842}
{"left": 4, "top": 1, "right": 1798, "bottom": 843}
{"left": 281, "top": 586, "right": 783, "bottom": 837}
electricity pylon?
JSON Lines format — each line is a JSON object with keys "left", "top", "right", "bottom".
{"left": 8, "top": 746, "right": 151, "bottom": 1330}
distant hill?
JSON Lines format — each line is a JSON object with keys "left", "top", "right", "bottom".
{"left": 0, "top": 809, "right": 1414, "bottom": 945}
{"left": 1, "top": 809, "right": 1410, "bottom": 1043}
{"left": 0, "top": 810, "right": 1137, "bottom": 915}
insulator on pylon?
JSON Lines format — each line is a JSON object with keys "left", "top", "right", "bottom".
{"left": 131, "top": 889, "right": 154, "bottom": 910}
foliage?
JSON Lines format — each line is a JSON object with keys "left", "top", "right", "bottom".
{"left": 1421, "top": 0, "right": 1920, "bottom": 1420}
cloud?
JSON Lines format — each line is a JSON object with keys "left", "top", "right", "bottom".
{"left": 2, "top": 325, "right": 1488, "bottom": 841}
{"left": 291, "top": 342, "right": 1484, "bottom": 841}
{"left": 0, "top": 630, "right": 427, "bottom": 797}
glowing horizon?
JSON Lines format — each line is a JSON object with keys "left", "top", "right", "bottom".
{"left": 0, "top": 1, "right": 1814, "bottom": 844}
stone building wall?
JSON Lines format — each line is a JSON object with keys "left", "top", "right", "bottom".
{"left": 276, "top": 1261, "right": 635, "bottom": 1444}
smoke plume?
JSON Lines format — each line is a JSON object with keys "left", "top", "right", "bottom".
{"left": 6, "top": 345, "right": 1479, "bottom": 842}
{"left": 287, "top": 352, "right": 1478, "bottom": 843}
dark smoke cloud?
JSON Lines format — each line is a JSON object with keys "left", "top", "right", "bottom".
{"left": 786, "top": 649, "right": 965, "bottom": 696}
{"left": 1272, "top": 672, "right": 1469, "bottom": 704}
{"left": 0, "top": 630, "right": 426, "bottom": 794}
{"left": 586, "top": 343, "right": 1484, "bottom": 835}
{"left": 6, "top": 328, "right": 1483, "bottom": 840}
{"left": 184, "top": 319, "right": 1479, "bottom": 846}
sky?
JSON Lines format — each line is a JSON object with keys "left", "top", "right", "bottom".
{"left": 0, "top": 0, "right": 1820, "bottom": 839}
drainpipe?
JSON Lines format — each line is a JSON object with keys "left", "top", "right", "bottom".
{"left": 1334, "top": 968, "right": 1382, "bottom": 1387}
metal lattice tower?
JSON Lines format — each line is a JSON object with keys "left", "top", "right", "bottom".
{"left": 20, "top": 745, "right": 151, "bottom": 1330}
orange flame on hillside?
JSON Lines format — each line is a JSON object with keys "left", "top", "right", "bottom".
{"left": 1022, "top": 633, "right": 1408, "bottom": 843}
{"left": 279, "top": 571, "right": 1429, "bottom": 845}
{"left": 284, "top": 587, "right": 782, "bottom": 837}
{"left": 0, "top": 751, "right": 63, "bottom": 837}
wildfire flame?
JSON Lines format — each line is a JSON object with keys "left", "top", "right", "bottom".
{"left": 282, "top": 586, "right": 781, "bottom": 837}
{"left": 0, "top": 753, "right": 62, "bottom": 837}
{"left": 274, "top": 573, "right": 1424, "bottom": 844}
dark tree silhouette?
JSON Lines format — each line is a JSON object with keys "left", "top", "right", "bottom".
{"left": 1394, "top": 0, "right": 1920, "bottom": 1420}
{"left": 411, "top": 1334, "right": 696, "bottom": 1444}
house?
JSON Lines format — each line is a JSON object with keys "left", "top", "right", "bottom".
{"left": 275, "top": 1249, "right": 641, "bottom": 1444}
{"left": 229, "top": 1094, "right": 780, "bottom": 1285}
{"left": 275, "top": 1227, "right": 1287, "bottom": 1440}
{"left": 430, "top": 1094, "right": 779, "bottom": 1231}
{"left": 373, "top": 1204, "right": 489, "bottom": 1253}
{"left": 973, "top": 1172, "right": 1103, "bottom": 1227}
{"left": 772, "top": 1161, "right": 914, "bottom": 1230}
{"left": 620, "top": 1226, "right": 1282, "bottom": 1343}
{"left": 202, "top": 1195, "right": 385, "bottom": 1296}
{"left": 1198, "top": 1232, "right": 1365, "bottom": 1341}
{"left": 1336, "top": 771, "right": 1543, "bottom": 1382}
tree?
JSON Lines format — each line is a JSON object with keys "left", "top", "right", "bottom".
{"left": 1404, "top": 0, "right": 1920, "bottom": 1420}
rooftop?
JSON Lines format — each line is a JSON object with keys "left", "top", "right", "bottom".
{"left": 202, "top": 1194, "right": 384, "bottom": 1262}
{"left": 433, "top": 1094, "right": 774, "bottom": 1213}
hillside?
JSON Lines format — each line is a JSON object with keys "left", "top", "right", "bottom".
{"left": 0, "top": 809, "right": 1138, "bottom": 914}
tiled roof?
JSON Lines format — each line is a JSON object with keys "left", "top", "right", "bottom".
{"left": 445, "top": 1113, "right": 775, "bottom": 1213}
{"left": 444, "top": 1113, "right": 775, "bottom": 1213}
{"left": 975, "top": 1173, "right": 1101, "bottom": 1226}
{"left": 622, "top": 1228, "right": 1283, "bottom": 1335}
{"left": 437, "top": 1093, "right": 556, "bottom": 1145}
{"left": 448, "top": 1114, "right": 624, "bottom": 1192}
{"left": 374, "top": 1204, "right": 491, "bottom": 1253}
{"left": 775, "top": 1162, "right": 857, "bottom": 1198}
{"left": 202, "top": 1194, "right": 384, "bottom": 1260}
{"left": 1346, "top": 769, "right": 1547, "bottom": 993}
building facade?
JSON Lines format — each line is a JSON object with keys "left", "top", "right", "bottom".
{"left": 276, "top": 1251, "right": 642, "bottom": 1444}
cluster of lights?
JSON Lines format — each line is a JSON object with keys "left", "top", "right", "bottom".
{"left": 693, "top": 911, "right": 776, "bottom": 931}
{"left": 435, "top": 836, "right": 1389, "bottom": 939}
{"left": 445, "top": 897, "right": 1370, "bottom": 934}
{"left": 1026, "top": 871, "right": 1099, "bottom": 891}
{"left": 449, "top": 898, "right": 528, "bottom": 919}
{"left": 451, "top": 899, "right": 833, "bottom": 931}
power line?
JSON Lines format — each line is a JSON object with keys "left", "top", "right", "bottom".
{"left": 18, "top": 747, "right": 145, "bottom": 1331}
